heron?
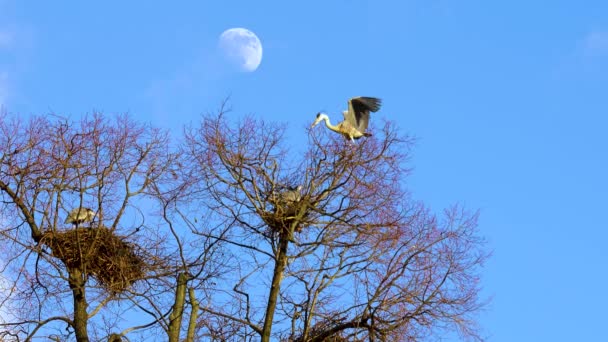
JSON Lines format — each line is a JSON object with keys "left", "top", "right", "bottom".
{"left": 279, "top": 185, "right": 303, "bottom": 204}
{"left": 311, "top": 96, "right": 382, "bottom": 142}
{"left": 65, "top": 207, "right": 96, "bottom": 228}
{"left": 273, "top": 185, "right": 303, "bottom": 243}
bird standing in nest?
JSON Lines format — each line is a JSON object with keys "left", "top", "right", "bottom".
{"left": 267, "top": 185, "right": 304, "bottom": 243}
{"left": 65, "top": 207, "right": 96, "bottom": 228}
{"left": 311, "top": 96, "right": 382, "bottom": 142}
{"left": 279, "top": 185, "right": 303, "bottom": 204}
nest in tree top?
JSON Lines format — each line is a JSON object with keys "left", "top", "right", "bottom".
{"left": 261, "top": 204, "right": 308, "bottom": 239}
{"left": 41, "top": 227, "right": 145, "bottom": 293}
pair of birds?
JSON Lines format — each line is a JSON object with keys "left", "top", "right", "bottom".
{"left": 280, "top": 96, "right": 383, "bottom": 203}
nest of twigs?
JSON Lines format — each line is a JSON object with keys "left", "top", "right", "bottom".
{"left": 261, "top": 204, "right": 308, "bottom": 240}
{"left": 41, "top": 227, "right": 145, "bottom": 293}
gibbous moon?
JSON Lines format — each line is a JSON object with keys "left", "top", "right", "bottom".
{"left": 218, "top": 28, "right": 263, "bottom": 72}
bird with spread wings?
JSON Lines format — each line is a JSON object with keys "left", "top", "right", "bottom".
{"left": 311, "top": 96, "right": 382, "bottom": 142}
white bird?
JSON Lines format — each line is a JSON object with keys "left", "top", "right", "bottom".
{"left": 311, "top": 96, "right": 382, "bottom": 142}
{"left": 65, "top": 207, "right": 96, "bottom": 227}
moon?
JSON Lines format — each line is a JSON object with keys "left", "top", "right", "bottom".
{"left": 218, "top": 28, "right": 263, "bottom": 72}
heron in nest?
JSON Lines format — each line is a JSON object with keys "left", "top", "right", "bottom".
{"left": 273, "top": 185, "right": 303, "bottom": 243}
{"left": 65, "top": 207, "right": 96, "bottom": 228}
{"left": 270, "top": 185, "right": 303, "bottom": 212}
{"left": 311, "top": 96, "right": 382, "bottom": 142}
{"left": 279, "top": 185, "right": 303, "bottom": 204}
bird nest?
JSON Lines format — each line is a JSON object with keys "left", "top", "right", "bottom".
{"left": 41, "top": 227, "right": 146, "bottom": 293}
{"left": 261, "top": 205, "right": 307, "bottom": 240}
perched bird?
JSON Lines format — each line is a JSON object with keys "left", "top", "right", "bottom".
{"left": 279, "top": 185, "right": 303, "bottom": 204}
{"left": 311, "top": 96, "right": 382, "bottom": 142}
{"left": 65, "top": 207, "right": 96, "bottom": 227}
{"left": 274, "top": 185, "right": 303, "bottom": 243}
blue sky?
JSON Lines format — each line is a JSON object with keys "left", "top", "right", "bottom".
{"left": 1, "top": 1, "right": 607, "bottom": 340}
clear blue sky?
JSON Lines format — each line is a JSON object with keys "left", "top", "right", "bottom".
{"left": 1, "top": 1, "right": 607, "bottom": 340}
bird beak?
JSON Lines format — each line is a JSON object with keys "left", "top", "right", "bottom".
{"left": 311, "top": 117, "right": 322, "bottom": 128}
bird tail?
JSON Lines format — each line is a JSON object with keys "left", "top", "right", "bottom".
{"left": 354, "top": 132, "right": 373, "bottom": 140}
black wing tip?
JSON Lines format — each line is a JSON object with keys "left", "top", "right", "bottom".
{"left": 352, "top": 96, "right": 382, "bottom": 112}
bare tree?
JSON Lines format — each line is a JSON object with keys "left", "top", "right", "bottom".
{"left": 138, "top": 162, "right": 230, "bottom": 342}
{"left": 182, "top": 111, "right": 488, "bottom": 341}
{"left": 0, "top": 107, "right": 488, "bottom": 342}
{"left": 0, "top": 113, "right": 177, "bottom": 341}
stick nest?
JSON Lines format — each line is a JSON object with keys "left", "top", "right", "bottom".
{"left": 41, "top": 227, "right": 146, "bottom": 293}
{"left": 261, "top": 202, "right": 309, "bottom": 239}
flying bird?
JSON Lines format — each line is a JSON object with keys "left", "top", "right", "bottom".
{"left": 65, "top": 207, "right": 96, "bottom": 228}
{"left": 311, "top": 96, "right": 382, "bottom": 142}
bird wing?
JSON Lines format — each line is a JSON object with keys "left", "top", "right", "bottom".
{"left": 280, "top": 186, "right": 301, "bottom": 203}
{"left": 65, "top": 207, "right": 94, "bottom": 223}
{"left": 65, "top": 208, "right": 79, "bottom": 223}
{"left": 347, "top": 97, "right": 382, "bottom": 132}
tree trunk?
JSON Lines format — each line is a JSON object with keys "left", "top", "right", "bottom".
{"left": 68, "top": 268, "right": 89, "bottom": 342}
{"left": 186, "top": 287, "right": 199, "bottom": 342}
{"left": 261, "top": 237, "right": 289, "bottom": 342}
{"left": 168, "top": 272, "right": 188, "bottom": 342}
